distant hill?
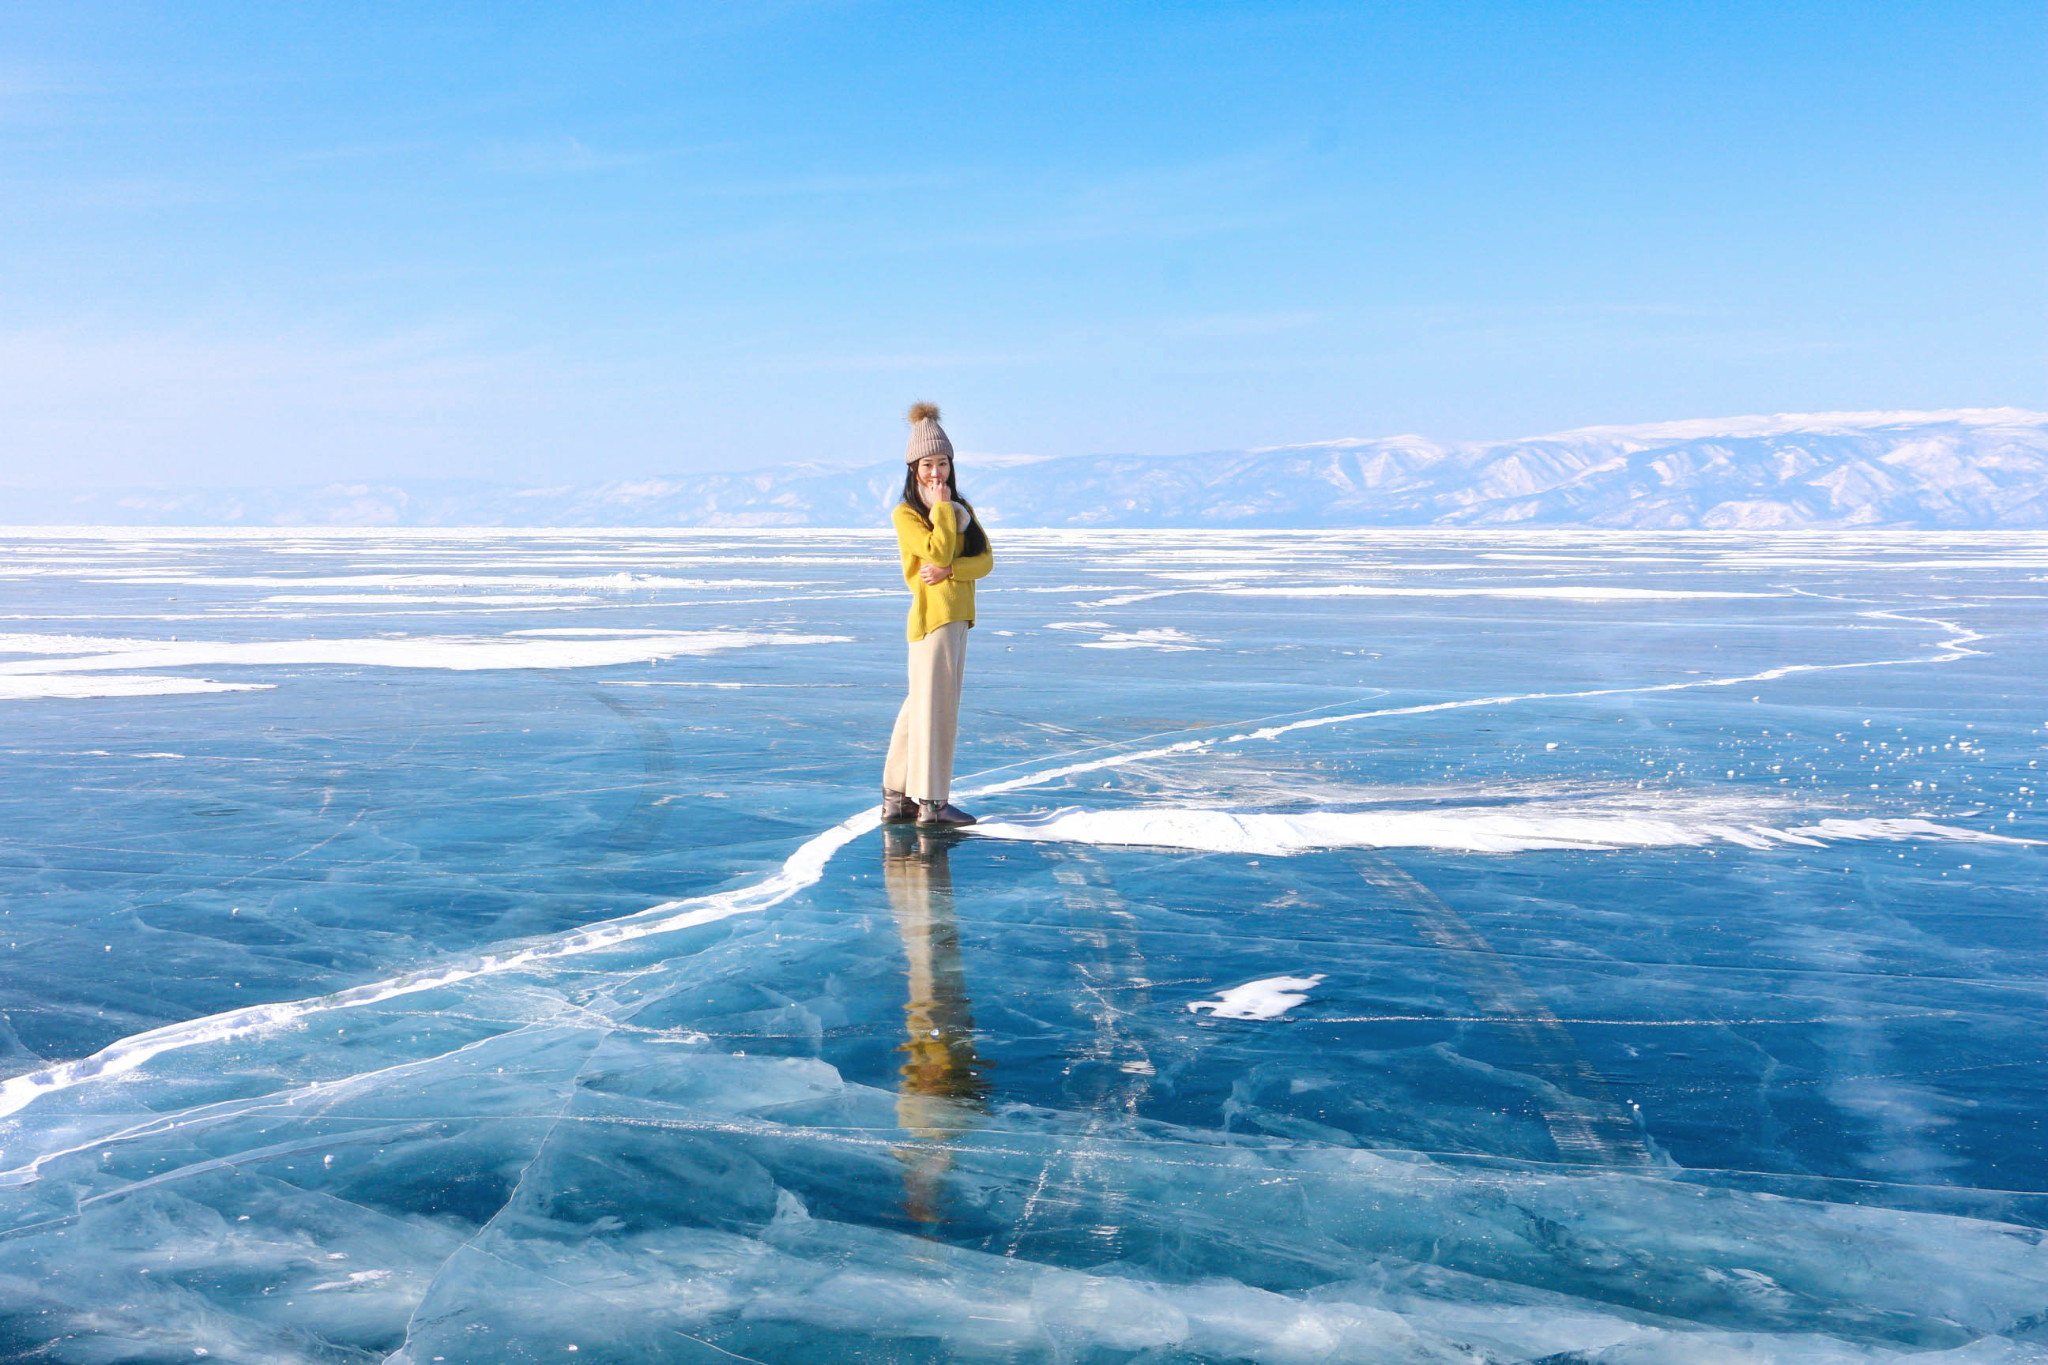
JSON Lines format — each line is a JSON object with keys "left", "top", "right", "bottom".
{"left": 9, "top": 409, "right": 2046, "bottom": 530}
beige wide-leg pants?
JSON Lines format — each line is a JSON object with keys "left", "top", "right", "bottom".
{"left": 883, "top": 620, "right": 967, "bottom": 804}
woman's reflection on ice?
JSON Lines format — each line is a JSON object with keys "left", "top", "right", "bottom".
{"left": 881, "top": 824, "right": 990, "bottom": 1228}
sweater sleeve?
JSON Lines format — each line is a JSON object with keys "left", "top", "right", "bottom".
{"left": 949, "top": 539, "right": 993, "bottom": 582}
{"left": 894, "top": 502, "right": 961, "bottom": 566}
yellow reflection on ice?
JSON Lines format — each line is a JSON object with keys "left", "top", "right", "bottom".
{"left": 881, "top": 825, "right": 990, "bottom": 1228}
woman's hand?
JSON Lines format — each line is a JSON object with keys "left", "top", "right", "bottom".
{"left": 915, "top": 455, "right": 952, "bottom": 507}
{"left": 919, "top": 563, "right": 954, "bottom": 585}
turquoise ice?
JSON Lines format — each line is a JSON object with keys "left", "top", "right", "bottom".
{"left": 0, "top": 528, "right": 2042, "bottom": 1362}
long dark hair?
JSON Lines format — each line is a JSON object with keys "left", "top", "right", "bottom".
{"left": 901, "top": 464, "right": 989, "bottom": 558}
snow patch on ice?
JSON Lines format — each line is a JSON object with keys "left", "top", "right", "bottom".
{"left": 1087, "top": 584, "right": 1784, "bottom": 607}
{"left": 1787, "top": 817, "right": 2033, "bottom": 845}
{"left": 0, "top": 629, "right": 851, "bottom": 697}
{"left": 0, "top": 675, "right": 273, "bottom": 701}
{"left": 1232, "top": 584, "right": 1782, "bottom": 600}
{"left": 1046, "top": 621, "right": 1211, "bottom": 650}
{"left": 78, "top": 572, "right": 794, "bottom": 590}
{"left": 260, "top": 593, "right": 599, "bottom": 604}
{"left": 1079, "top": 628, "right": 1210, "bottom": 651}
{"left": 1188, "top": 975, "right": 1326, "bottom": 1020}
{"left": 307, "top": 1269, "right": 393, "bottom": 1293}
{"left": 970, "top": 805, "right": 2036, "bottom": 855}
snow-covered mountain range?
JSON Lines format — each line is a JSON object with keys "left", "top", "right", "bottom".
{"left": 11, "top": 409, "right": 2046, "bottom": 530}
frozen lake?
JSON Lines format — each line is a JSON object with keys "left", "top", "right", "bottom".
{"left": 0, "top": 527, "right": 2042, "bottom": 1363}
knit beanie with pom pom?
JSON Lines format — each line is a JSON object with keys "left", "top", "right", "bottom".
{"left": 905, "top": 402, "right": 954, "bottom": 464}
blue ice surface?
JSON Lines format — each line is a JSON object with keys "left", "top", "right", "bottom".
{"left": 0, "top": 527, "right": 2043, "bottom": 1363}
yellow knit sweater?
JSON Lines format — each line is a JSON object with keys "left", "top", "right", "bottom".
{"left": 894, "top": 500, "right": 993, "bottom": 641}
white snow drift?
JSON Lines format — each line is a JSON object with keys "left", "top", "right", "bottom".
{"left": 0, "top": 628, "right": 850, "bottom": 700}
{"left": 971, "top": 804, "right": 2034, "bottom": 856}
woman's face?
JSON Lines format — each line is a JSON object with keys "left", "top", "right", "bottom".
{"left": 915, "top": 455, "right": 952, "bottom": 498}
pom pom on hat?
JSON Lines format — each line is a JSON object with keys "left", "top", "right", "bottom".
{"left": 905, "top": 402, "right": 954, "bottom": 464}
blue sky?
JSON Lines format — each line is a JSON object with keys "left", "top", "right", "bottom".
{"left": 3, "top": 1, "right": 2041, "bottom": 486}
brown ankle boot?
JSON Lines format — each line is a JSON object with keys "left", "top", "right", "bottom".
{"left": 881, "top": 789, "right": 917, "bottom": 823}
{"left": 916, "top": 800, "right": 976, "bottom": 827}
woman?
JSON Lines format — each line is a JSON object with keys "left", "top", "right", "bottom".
{"left": 883, "top": 402, "right": 992, "bottom": 827}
